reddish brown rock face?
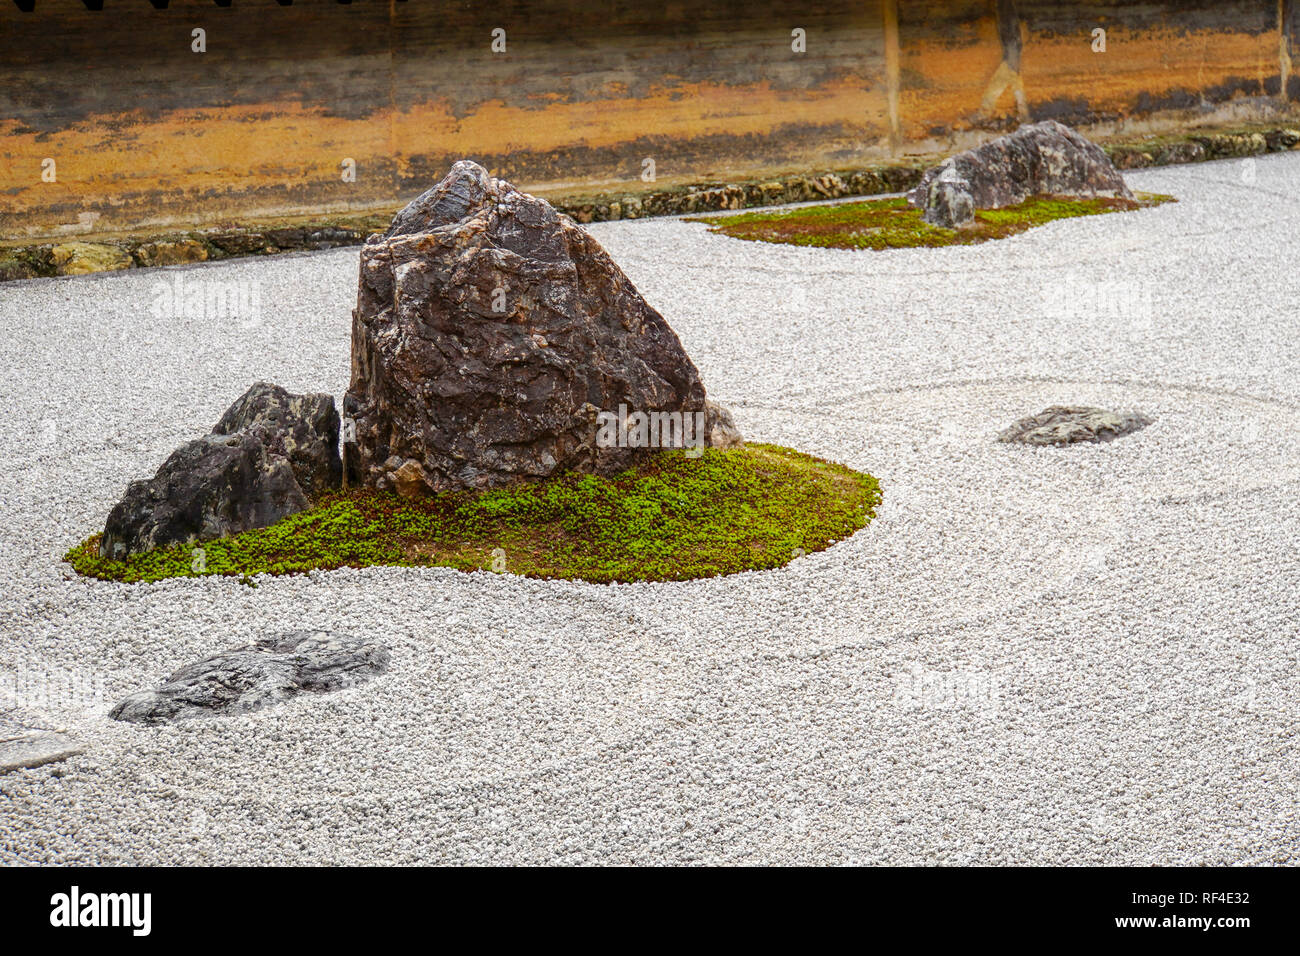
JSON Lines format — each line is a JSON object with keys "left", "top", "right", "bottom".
{"left": 343, "top": 161, "right": 709, "bottom": 494}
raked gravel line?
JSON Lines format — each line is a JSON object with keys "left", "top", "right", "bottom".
{"left": 2, "top": 154, "right": 1299, "bottom": 865}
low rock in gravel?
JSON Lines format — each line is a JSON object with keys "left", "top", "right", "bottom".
{"left": 99, "top": 432, "right": 308, "bottom": 558}
{"left": 212, "top": 381, "right": 341, "bottom": 497}
{"left": 997, "top": 405, "right": 1152, "bottom": 446}
{"left": 109, "top": 630, "right": 390, "bottom": 724}
{"left": 344, "top": 159, "right": 732, "bottom": 494}
{"left": 0, "top": 732, "right": 83, "bottom": 774}
{"left": 909, "top": 120, "right": 1133, "bottom": 227}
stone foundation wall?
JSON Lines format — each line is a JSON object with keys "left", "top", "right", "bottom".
{"left": 3, "top": 124, "right": 1296, "bottom": 282}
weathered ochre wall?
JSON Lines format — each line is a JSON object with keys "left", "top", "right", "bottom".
{"left": 1, "top": 0, "right": 1297, "bottom": 240}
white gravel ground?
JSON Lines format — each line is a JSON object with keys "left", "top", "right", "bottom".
{"left": 2, "top": 154, "right": 1299, "bottom": 865}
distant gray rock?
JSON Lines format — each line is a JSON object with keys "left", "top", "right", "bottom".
{"left": 705, "top": 400, "right": 744, "bottom": 450}
{"left": 923, "top": 167, "right": 976, "bottom": 229}
{"left": 998, "top": 405, "right": 1152, "bottom": 446}
{"left": 109, "top": 630, "right": 390, "bottom": 725}
{"left": 910, "top": 120, "right": 1134, "bottom": 227}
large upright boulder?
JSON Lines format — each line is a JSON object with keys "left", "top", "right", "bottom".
{"left": 909, "top": 120, "right": 1133, "bottom": 227}
{"left": 344, "top": 160, "right": 730, "bottom": 495}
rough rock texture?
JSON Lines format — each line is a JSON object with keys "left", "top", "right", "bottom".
{"left": 109, "top": 630, "right": 390, "bottom": 725}
{"left": 51, "top": 241, "right": 133, "bottom": 275}
{"left": 910, "top": 120, "right": 1134, "bottom": 227}
{"left": 99, "top": 433, "right": 308, "bottom": 558}
{"left": 133, "top": 240, "right": 209, "bottom": 267}
{"left": 923, "top": 167, "right": 976, "bottom": 231}
{"left": 212, "top": 381, "right": 342, "bottom": 497}
{"left": 100, "top": 383, "right": 342, "bottom": 557}
{"left": 997, "top": 405, "right": 1153, "bottom": 446}
{"left": 344, "top": 160, "right": 714, "bottom": 494}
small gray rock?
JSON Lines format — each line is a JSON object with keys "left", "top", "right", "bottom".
{"left": 109, "top": 630, "right": 390, "bottom": 725}
{"left": 704, "top": 400, "right": 744, "bottom": 449}
{"left": 99, "top": 432, "right": 308, "bottom": 558}
{"left": 100, "top": 382, "right": 341, "bottom": 557}
{"left": 998, "top": 405, "right": 1152, "bottom": 446}
{"left": 924, "top": 167, "right": 976, "bottom": 229}
{"left": 212, "top": 381, "right": 342, "bottom": 497}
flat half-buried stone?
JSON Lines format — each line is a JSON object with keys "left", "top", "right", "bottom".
{"left": 109, "top": 630, "right": 390, "bottom": 725}
{"left": 0, "top": 732, "right": 83, "bottom": 774}
{"left": 998, "top": 405, "right": 1152, "bottom": 446}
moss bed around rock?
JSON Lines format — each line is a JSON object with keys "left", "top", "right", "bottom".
{"left": 689, "top": 192, "right": 1175, "bottom": 250}
{"left": 66, "top": 444, "right": 881, "bottom": 585}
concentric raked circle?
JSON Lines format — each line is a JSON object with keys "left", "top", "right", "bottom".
{"left": 665, "top": 377, "right": 1300, "bottom": 650}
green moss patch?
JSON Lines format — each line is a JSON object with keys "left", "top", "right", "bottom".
{"left": 689, "top": 192, "right": 1174, "bottom": 250}
{"left": 66, "top": 444, "right": 881, "bottom": 585}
